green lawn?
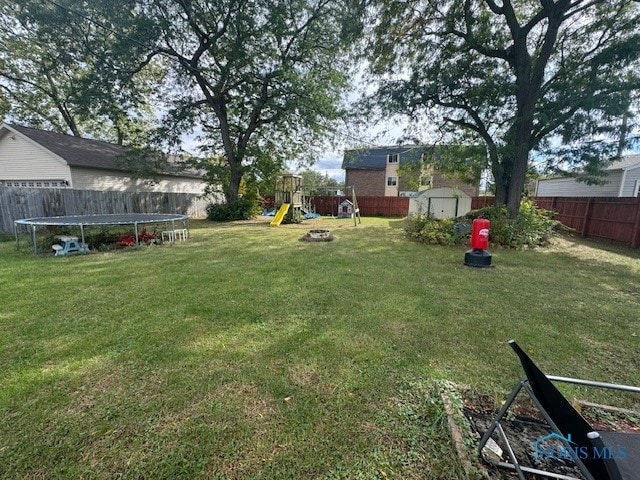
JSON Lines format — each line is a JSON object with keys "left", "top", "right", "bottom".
{"left": 1, "top": 217, "right": 638, "bottom": 479}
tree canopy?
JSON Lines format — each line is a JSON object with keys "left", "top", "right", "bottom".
{"left": 298, "top": 169, "right": 341, "bottom": 195}
{"left": 367, "top": 0, "right": 640, "bottom": 216}
{"left": 141, "top": 0, "right": 355, "bottom": 202}
{"left": 0, "top": 0, "right": 158, "bottom": 144}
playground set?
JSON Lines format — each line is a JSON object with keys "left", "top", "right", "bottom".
{"left": 269, "top": 173, "right": 361, "bottom": 227}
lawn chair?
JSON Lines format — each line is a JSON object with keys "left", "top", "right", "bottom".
{"left": 478, "top": 340, "right": 640, "bottom": 480}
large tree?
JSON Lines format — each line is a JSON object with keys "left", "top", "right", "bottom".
{"left": 0, "top": 0, "right": 158, "bottom": 144}
{"left": 368, "top": 0, "right": 640, "bottom": 216}
{"left": 140, "top": 0, "right": 354, "bottom": 203}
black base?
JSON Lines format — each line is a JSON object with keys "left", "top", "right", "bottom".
{"left": 464, "top": 249, "right": 492, "bottom": 268}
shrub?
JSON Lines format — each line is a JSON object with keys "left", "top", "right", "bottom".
{"left": 404, "top": 214, "right": 470, "bottom": 246}
{"left": 406, "top": 199, "right": 559, "bottom": 248}
{"left": 207, "top": 197, "right": 261, "bottom": 221}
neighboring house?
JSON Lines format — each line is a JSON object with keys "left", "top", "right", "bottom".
{"left": 0, "top": 123, "right": 206, "bottom": 194}
{"left": 536, "top": 155, "right": 640, "bottom": 197}
{"left": 342, "top": 145, "right": 479, "bottom": 197}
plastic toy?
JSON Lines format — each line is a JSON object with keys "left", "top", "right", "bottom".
{"left": 51, "top": 235, "right": 90, "bottom": 256}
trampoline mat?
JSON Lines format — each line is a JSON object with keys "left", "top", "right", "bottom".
{"left": 15, "top": 213, "right": 188, "bottom": 226}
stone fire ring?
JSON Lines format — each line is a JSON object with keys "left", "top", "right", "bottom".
{"left": 302, "top": 229, "right": 334, "bottom": 242}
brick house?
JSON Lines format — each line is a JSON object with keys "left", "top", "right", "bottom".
{"left": 342, "top": 146, "right": 479, "bottom": 197}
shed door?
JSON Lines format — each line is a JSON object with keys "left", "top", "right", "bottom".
{"left": 428, "top": 197, "right": 459, "bottom": 219}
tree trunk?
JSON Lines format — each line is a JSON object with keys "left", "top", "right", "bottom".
{"left": 226, "top": 162, "right": 244, "bottom": 204}
{"left": 506, "top": 148, "right": 528, "bottom": 218}
{"left": 493, "top": 167, "right": 507, "bottom": 206}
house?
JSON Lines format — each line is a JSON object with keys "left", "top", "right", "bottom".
{"left": 536, "top": 155, "right": 640, "bottom": 197}
{"left": 0, "top": 123, "right": 206, "bottom": 194}
{"left": 342, "top": 145, "right": 479, "bottom": 197}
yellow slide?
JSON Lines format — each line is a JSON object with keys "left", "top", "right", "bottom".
{"left": 270, "top": 203, "right": 290, "bottom": 227}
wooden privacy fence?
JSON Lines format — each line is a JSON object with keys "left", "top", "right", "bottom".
{"left": 0, "top": 187, "right": 210, "bottom": 232}
{"left": 472, "top": 195, "right": 640, "bottom": 248}
{"left": 535, "top": 196, "right": 640, "bottom": 248}
{"left": 310, "top": 195, "right": 409, "bottom": 217}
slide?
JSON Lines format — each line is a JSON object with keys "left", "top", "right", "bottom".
{"left": 270, "top": 203, "right": 290, "bottom": 227}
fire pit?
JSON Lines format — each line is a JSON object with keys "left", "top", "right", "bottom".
{"left": 302, "top": 229, "right": 333, "bottom": 242}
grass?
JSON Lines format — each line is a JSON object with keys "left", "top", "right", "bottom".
{"left": 1, "top": 217, "right": 639, "bottom": 479}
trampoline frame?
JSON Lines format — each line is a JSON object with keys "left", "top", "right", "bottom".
{"left": 14, "top": 213, "right": 189, "bottom": 255}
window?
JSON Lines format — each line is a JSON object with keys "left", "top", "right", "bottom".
{"left": 634, "top": 180, "right": 640, "bottom": 197}
{"left": 2, "top": 180, "right": 67, "bottom": 188}
{"left": 387, "top": 176, "right": 397, "bottom": 186}
{"left": 387, "top": 153, "right": 399, "bottom": 163}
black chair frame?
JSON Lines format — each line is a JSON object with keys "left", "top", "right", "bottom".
{"left": 478, "top": 341, "right": 640, "bottom": 480}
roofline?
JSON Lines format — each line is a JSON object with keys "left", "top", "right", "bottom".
{"left": 1, "top": 123, "right": 203, "bottom": 179}
{"left": 70, "top": 163, "right": 203, "bottom": 180}
{"left": 622, "top": 162, "right": 640, "bottom": 172}
{"left": 344, "top": 165, "right": 385, "bottom": 170}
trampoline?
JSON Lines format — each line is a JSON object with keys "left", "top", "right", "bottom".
{"left": 15, "top": 213, "right": 189, "bottom": 255}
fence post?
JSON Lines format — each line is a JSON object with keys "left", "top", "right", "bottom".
{"left": 581, "top": 197, "right": 594, "bottom": 237}
{"left": 632, "top": 199, "right": 640, "bottom": 248}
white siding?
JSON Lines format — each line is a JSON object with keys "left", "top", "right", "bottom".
{"left": 0, "top": 129, "right": 71, "bottom": 182}
{"left": 409, "top": 187, "right": 472, "bottom": 218}
{"left": 620, "top": 167, "right": 640, "bottom": 197}
{"left": 70, "top": 167, "right": 206, "bottom": 194}
{"left": 536, "top": 172, "right": 623, "bottom": 197}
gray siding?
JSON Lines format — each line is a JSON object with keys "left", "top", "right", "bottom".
{"left": 70, "top": 167, "right": 206, "bottom": 194}
{"left": 0, "top": 129, "right": 72, "bottom": 182}
{"left": 1, "top": 187, "right": 212, "bottom": 231}
{"left": 620, "top": 167, "right": 640, "bottom": 197}
{"left": 536, "top": 172, "right": 623, "bottom": 197}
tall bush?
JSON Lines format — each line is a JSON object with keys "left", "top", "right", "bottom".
{"left": 207, "top": 198, "right": 261, "bottom": 222}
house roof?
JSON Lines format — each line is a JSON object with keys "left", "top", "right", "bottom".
{"left": 538, "top": 154, "right": 640, "bottom": 181}
{"left": 342, "top": 146, "right": 425, "bottom": 170}
{"left": 606, "top": 154, "right": 640, "bottom": 171}
{"left": 1, "top": 123, "right": 200, "bottom": 178}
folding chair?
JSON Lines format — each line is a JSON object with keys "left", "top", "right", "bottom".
{"left": 478, "top": 340, "right": 640, "bottom": 480}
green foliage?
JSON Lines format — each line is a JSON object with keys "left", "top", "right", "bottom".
{"left": 0, "top": 0, "right": 158, "bottom": 143}
{"left": 406, "top": 199, "right": 558, "bottom": 248}
{"left": 299, "top": 169, "right": 340, "bottom": 195}
{"left": 367, "top": 0, "right": 640, "bottom": 216}
{"left": 143, "top": 0, "right": 355, "bottom": 202}
{"left": 465, "top": 199, "right": 559, "bottom": 248}
{"left": 396, "top": 157, "right": 424, "bottom": 192}
{"left": 404, "top": 215, "right": 468, "bottom": 246}
{"left": 206, "top": 198, "right": 261, "bottom": 222}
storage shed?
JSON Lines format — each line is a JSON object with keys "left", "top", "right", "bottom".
{"left": 408, "top": 187, "right": 471, "bottom": 219}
